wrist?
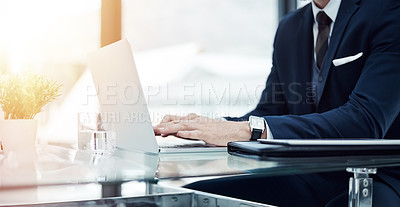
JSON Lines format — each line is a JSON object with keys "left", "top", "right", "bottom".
{"left": 234, "top": 121, "right": 267, "bottom": 141}
{"left": 238, "top": 121, "right": 252, "bottom": 140}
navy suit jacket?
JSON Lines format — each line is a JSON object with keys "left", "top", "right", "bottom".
{"left": 227, "top": 0, "right": 400, "bottom": 198}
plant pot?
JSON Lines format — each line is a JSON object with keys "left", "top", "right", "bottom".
{"left": 0, "top": 119, "right": 38, "bottom": 163}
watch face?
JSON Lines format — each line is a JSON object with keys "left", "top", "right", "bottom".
{"left": 249, "top": 116, "right": 265, "bottom": 130}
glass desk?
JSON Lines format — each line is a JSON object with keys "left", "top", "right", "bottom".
{"left": 1, "top": 144, "right": 400, "bottom": 206}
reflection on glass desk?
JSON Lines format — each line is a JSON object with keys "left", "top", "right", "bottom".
{"left": 0, "top": 145, "right": 158, "bottom": 188}
{"left": 156, "top": 152, "right": 400, "bottom": 179}
{"left": 2, "top": 144, "right": 400, "bottom": 206}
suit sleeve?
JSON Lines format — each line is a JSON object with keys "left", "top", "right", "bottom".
{"left": 265, "top": 2, "right": 400, "bottom": 139}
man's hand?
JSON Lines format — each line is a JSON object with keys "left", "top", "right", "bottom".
{"left": 153, "top": 113, "right": 252, "bottom": 146}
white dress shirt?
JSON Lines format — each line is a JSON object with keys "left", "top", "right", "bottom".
{"left": 311, "top": 0, "right": 342, "bottom": 59}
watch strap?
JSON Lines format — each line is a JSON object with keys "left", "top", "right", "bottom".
{"left": 250, "top": 129, "right": 262, "bottom": 141}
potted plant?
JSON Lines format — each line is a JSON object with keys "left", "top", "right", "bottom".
{"left": 0, "top": 74, "right": 62, "bottom": 161}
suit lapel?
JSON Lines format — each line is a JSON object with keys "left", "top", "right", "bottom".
{"left": 296, "top": 5, "right": 314, "bottom": 114}
{"left": 317, "top": 0, "right": 360, "bottom": 108}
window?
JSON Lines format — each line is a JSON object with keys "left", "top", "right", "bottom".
{"left": 0, "top": 0, "right": 101, "bottom": 144}
{"left": 122, "top": 0, "right": 279, "bottom": 121}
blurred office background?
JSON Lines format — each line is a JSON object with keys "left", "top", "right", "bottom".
{"left": 123, "top": 0, "right": 278, "bottom": 120}
{"left": 0, "top": 0, "right": 306, "bottom": 145}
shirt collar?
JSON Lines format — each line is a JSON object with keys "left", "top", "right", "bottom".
{"left": 312, "top": 0, "right": 342, "bottom": 24}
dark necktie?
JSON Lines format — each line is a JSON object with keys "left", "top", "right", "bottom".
{"left": 316, "top": 11, "right": 332, "bottom": 68}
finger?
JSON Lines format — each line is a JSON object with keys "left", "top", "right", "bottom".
{"left": 153, "top": 126, "right": 161, "bottom": 135}
{"left": 186, "top": 113, "right": 199, "bottom": 120}
{"left": 156, "top": 116, "right": 184, "bottom": 134}
{"left": 160, "top": 113, "right": 199, "bottom": 124}
{"left": 160, "top": 115, "right": 183, "bottom": 124}
{"left": 154, "top": 119, "right": 183, "bottom": 131}
{"left": 157, "top": 122, "right": 194, "bottom": 136}
{"left": 161, "top": 133, "right": 177, "bottom": 137}
{"left": 176, "top": 130, "right": 202, "bottom": 140}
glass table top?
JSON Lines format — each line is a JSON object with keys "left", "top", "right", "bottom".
{"left": 2, "top": 144, "right": 400, "bottom": 189}
{"left": 0, "top": 145, "right": 157, "bottom": 188}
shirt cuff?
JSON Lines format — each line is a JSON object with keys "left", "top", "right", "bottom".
{"left": 265, "top": 119, "right": 274, "bottom": 139}
{"left": 218, "top": 117, "right": 227, "bottom": 121}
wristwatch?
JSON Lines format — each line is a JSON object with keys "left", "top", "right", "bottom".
{"left": 249, "top": 116, "right": 265, "bottom": 141}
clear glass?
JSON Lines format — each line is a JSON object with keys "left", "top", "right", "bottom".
{"left": 78, "top": 112, "right": 116, "bottom": 154}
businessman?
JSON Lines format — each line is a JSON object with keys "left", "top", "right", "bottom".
{"left": 154, "top": 0, "right": 400, "bottom": 205}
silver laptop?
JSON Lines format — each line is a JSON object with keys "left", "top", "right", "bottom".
{"left": 87, "top": 39, "right": 226, "bottom": 154}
